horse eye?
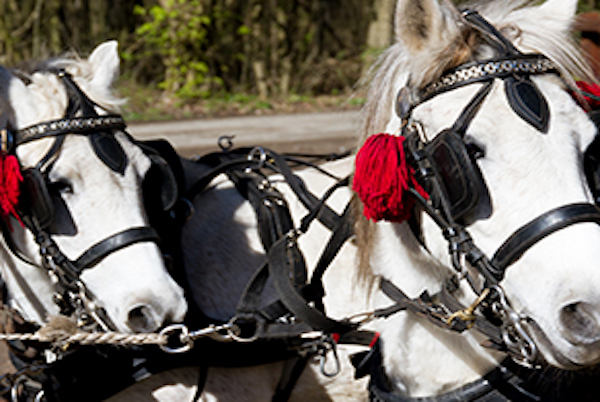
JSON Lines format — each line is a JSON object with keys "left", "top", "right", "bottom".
{"left": 48, "top": 179, "right": 73, "bottom": 194}
{"left": 466, "top": 142, "right": 486, "bottom": 160}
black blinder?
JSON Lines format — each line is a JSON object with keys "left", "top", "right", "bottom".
{"left": 584, "top": 111, "right": 600, "bottom": 204}
{"left": 140, "top": 140, "right": 182, "bottom": 213}
{"left": 89, "top": 132, "right": 128, "bottom": 175}
{"left": 505, "top": 76, "right": 550, "bottom": 133}
{"left": 20, "top": 168, "right": 55, "bottom": 229}
{"left": 425, "top": 129, "right": 490, "bottom": 221}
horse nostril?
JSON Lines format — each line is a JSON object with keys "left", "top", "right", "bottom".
{"left": 127, "top": 305, "right": 157, "bottom": 333}
{"left": 560, "top": 302, "right": 600, "bottom": 345}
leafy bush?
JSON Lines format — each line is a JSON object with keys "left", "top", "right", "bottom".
{"left": 133, "top": 0, "right": 223, "bottom": 100}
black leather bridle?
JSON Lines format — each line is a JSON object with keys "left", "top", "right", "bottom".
{"left": 377, "top": 9, "right": 600, "bottom": 370}
{"left": 2, "top": 70, "right": 161, "bottom": 331}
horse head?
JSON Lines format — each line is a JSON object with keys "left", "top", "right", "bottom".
{"left": 0, "top": 41, "right": 187, "bottom": 334}
{"left": 356, "top": 0, "right": 600, "bottom": 392}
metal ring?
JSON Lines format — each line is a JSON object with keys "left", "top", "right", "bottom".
{"left": 227, "top": 315, "right": 265, "bottom": 343}
{"left": 159, "top": 324, "right": 193, "bottom": 354}
{"left": 218, "top": 135, "right": 235, "bottom": 151}
{"left": 11, "top": 375, "right": 26, "bottom": 402}
{"left": 247, "top": 147, "right": 268, "bottom": 169}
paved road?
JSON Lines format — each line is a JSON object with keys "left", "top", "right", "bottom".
{"left": 128, "top": 110, "right": 361, "bottom": 157}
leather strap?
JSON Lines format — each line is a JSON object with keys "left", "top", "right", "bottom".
{"left": 367, "top": 341, "right": 542, "bottom": 402}
{"left": 73, "top": 227, "right": 160, "bottom": 272}
{"left": 491, "top": 203, "right": 600, "bottom": 279}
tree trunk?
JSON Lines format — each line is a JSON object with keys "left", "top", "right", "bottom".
{"left": 366, "top": 0, "right": 395, "bottom": 49}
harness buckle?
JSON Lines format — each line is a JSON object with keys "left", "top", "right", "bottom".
{"left": 247, "top": 147, "right": 269, "bottom": 171}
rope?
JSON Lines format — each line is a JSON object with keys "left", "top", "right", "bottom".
{"left": 0, "top": 316, "right": 167, "bottom": 347}
{"left": 0, "top": 331, "right": 167, "bottom": 346}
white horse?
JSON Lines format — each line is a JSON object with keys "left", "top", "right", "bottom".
{"left": 85, "top": 0, "right": 600, "bottom": 400}
{"left": 143, "top": 0, "right": 600, "bottom": 400}
{"left": 0, "top": 41, "right": 187, "bottom": 340}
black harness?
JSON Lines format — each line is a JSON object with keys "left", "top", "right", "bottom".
{"left": 358, "top": 10, "right": 600, "bottom": 401}
{"left": 7, "top": 10, "right": 600, "bottom": 400}
{"left": 177, "top": 145, "right": 379, "bottom": 400}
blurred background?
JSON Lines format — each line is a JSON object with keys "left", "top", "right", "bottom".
{"left": 0, "top": 0, "right": 599, "bottom": 121}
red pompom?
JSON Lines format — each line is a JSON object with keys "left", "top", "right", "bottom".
{"left": 0, "top": 152, "right": 23, "bottom": 225}
{"left": 576, "top": 81, "right": 600, "bottom": 110}
{"left": 353, "top": 133, "right": 427, "bottom": 223}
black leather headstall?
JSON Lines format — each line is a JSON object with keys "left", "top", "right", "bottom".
{"left": 375, "top": 9, "right": 600, "bottom": 370}
{"left": 0, "top": 69, "right": 173, "bottom": 330}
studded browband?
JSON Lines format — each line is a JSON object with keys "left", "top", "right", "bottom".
{"left": 397, "top": 54, "right": 558, "bottom": 120}
{"left": 17, "top": 115, "right": 126, "bottom": 145}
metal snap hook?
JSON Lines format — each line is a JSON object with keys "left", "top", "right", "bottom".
{"left": 318, "top": 335, "right": 341, "bottom": 377}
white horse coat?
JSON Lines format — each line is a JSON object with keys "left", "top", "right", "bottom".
{"left": 0, "top": 42, "right": 187, "bottom": 336}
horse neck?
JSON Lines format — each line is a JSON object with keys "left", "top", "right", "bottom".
{"left": 370, "top": 221, "right": 504, "bottom": 396}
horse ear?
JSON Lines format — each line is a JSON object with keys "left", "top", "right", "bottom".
{"left": 88, "top": 41, "right": 120, "bottom": 89}
{"left": 394, "top": 0, "right": 459, "bottom": 53}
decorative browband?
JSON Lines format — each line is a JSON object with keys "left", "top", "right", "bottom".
{"left": 419, "top": 54, "right": 558, "bottom": 104}
{"left": 17, "top": 115, "right": 126, "bottom": 145}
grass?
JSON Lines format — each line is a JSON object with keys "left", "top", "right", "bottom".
{"left": 115, "top": 78, "right": 365, "bottom": 123}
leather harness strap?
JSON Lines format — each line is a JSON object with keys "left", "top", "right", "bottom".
{"left": 491, "top": 203, "right": 600, "bottom": 277}
{"left": 72, "top": 227, "right": 160, "bottom": 272}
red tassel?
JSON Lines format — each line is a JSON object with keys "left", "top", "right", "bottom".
{"left": 575, "top": 81, "right": 600, "bottom": 110}
{"left": 0, "top": 152, "right": 23, "bottom": 225}
{"left": 353, "top": 133, "right": 427, "bottom": 223}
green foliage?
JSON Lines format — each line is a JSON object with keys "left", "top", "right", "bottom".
{"left": 132, "top": 0, "right": 221, "bottom": 100}
{"left": 579, "top": 0, "right": 600, "bottom": 12}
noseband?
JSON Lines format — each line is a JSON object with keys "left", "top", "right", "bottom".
{"left": 2, "top": 70, "right": 160, "bottom": 330}
{"left": 380, "top": 10, "right": 600, "bottom": 368}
